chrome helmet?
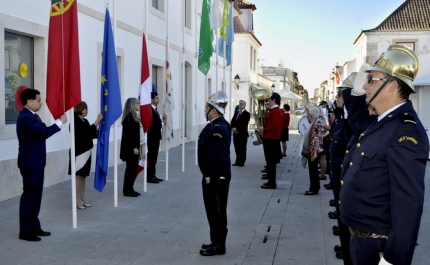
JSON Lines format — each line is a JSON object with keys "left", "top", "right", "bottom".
{"left": 337, "top": 72, "right": 357, "bottom": 89}
{"left": 366, "top": 44, "right": 419, "bottom": 92}
{"left": 206, "top": 91, "right": 228, "bottom": 115}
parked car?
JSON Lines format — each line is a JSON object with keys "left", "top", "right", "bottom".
{"left": 294, "top": 106, "right": 306, "bottom": 115}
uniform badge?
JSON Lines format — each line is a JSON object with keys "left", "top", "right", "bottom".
{"left": 213, "top": 133, "right": 222, "bottom": 138}
{"left": 398, "top": 136, "right": 418, "bottom": 145}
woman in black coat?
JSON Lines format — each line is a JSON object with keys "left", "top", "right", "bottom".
{"left": 69, "top": 101, "right": 103, "bottom": 209}
{"left": 120, "top": 98, "right": 141, "bottom": 197}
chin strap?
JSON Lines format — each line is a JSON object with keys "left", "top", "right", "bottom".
{"left": 206, "top": 106, "right": 214, "bottom": 121}
{"left": 368, "top": 75, "right": 392, "bottom": 105}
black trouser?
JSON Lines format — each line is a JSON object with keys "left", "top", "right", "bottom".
{"left": 147, "top": 139, "right": 160, "bottom": 178}
{"left": 202, "top": 177, "right": 230, "bottom": 245}
{"left": 123, "top": 157, "right": 138, "bottom": 194}
{"left": 19, "top": 168, "right": 44, "bottom": 236}
{"left": 263, "top": 139, "right": 279, "bottom": 187}
{"left": 233, "top": 135, "right": 247, "bottom": 165}
{"left": 350, "top": 235, "right": 386, "bottom": 265}
{"left": 308, "top": 157, "right": 320, "bottom": 192}
{"left": 338, "top": 220, "right": 353, "bottom": 265}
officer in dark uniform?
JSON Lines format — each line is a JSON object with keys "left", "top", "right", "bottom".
{"left": 339, "top": 45, "right": 429, "bottom": 265}
{"left": 198, "top": 91, "right": 232, "bottom": 256}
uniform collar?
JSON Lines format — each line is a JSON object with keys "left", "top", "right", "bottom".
{"left": 378, "top": 101, "right": 407, "bottom": 122}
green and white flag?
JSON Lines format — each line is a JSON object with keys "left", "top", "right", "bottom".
{"left": 198, "top": 0, "right": 214, "bottom": 75}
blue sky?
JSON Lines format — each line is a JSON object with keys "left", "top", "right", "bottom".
{"left": 251, "top": 0, "right": 406, "bottom": 96}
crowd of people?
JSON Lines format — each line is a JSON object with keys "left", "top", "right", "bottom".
{"left": 14, "top": 45, "right": 430, "bottom": 264}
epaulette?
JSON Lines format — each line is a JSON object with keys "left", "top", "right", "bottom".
{"left": 403, "top": 113, "right": 416, "bottom": 125}
{"left": 213, "top": 133, "right": 222, "bottom": 138}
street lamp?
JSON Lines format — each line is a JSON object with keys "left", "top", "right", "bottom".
{"left": 234, "top": 74, "right": 240, "bottom": 89}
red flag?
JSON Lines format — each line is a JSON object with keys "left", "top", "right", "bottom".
{"left": 46, "top": 0, "right": 82, "bottom": 119}
{"left": 140, "top": 33, "right": 152, "bottom": 132}
{"left": 336, "top": 72, "right": 341, "bottom": 85}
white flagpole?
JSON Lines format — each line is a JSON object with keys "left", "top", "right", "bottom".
{"left": 70, "top": 111, "right": 77, "bottom": 228}
{"left": 181, "top": 1, "right": 185, "bottom": 173}
{"left": 223, "top": 40, "right": 226, "bottom": 91}
{"left": 215, "top": 2, "right": 219, "bottom": 93}
{"left": 228, "top": 1, "right": 233, "bottom": 120}
{"left": 112, "top": 0, "right": 119, "bottom": 208}
{"left": 143, "top": 0, "right": 149, "bottom": 192}
{"left": 165, "top": 0, "right": 169, "bottom": 180}
{"left": 194, "top": 0, "right": 199, "bottom": 165}
{"left": 144, "top": 134, "right": 147, "bottom": 192}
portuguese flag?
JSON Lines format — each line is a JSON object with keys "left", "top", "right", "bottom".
{"left": 46, "top": 0, "right": 81, "bottom": 119}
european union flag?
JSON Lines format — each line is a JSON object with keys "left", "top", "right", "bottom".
{"left": 94, "top": 8, "right": 122, "bottom": 192}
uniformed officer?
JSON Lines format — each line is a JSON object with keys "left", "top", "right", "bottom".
{"left": 339, "top": 45, "right": 429, "bottom": 265}
{"left": 330, "top": 74, "right": 358, "bottom": 265}
{"left": 198, "top": 91, "right": 232, "bottom": 256}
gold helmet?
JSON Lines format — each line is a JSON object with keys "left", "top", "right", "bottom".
{"left": 206, "top": 91, "right": 228, "bottom": 114}
{"left": 337, "top": 72, "right": 357, "bottom": 89}
{"left": 366, "top": 44, "right": 419, "bottom": 92}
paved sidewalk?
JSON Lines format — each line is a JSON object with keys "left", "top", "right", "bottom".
{"left": 1, "top": 131, "right": 430, "bottom": 265}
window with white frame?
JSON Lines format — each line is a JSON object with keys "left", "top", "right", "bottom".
{"left": 396, "top": 42, "right": 415, "bottom": 52}
{"left": 4, "top": 31, "right": 34, "bottom": 124}
{"left": 250, "top": 46, "right": 253, "bottom": 70}
{"left": 184, "top": 0, "right": 192, "bottom": 29}
{"left": 207, "top": 78, "right": 212, "bottom": 99}
{"left": 152, "top": 0, "right": 164, "bottom": 12}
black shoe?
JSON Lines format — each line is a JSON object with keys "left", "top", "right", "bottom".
{"left": 304, "top": 191, "right": 318, "bottom": 195}
{"left": 232, "top": 164, "right": 238, "bottom": 166}
{"left": 261, "top": 169, "right": 267, "bottom": 173}
{"left": 332, "top": 225, "right": 339, "bottom": 231}
{"left": 34, "top": 229, "right": 51, "bottom": 236}
{"left": 132, "top": 190, "right": 141, "bottom": 196}
{"left": 238, "top": 164, "right": 244, "bottom": 167}
{"left": 324, "top": 183, "right": 331, "bottom": 188}
{"left": 147, "top": 178, "right": 159, "bottom": 184}
{"left": 201, "top": 243, "right": 213, "bottom": 249}
{"left": 333, "top": 229, "right": 340, "bottom": 236}
{"left": 319, "top": 176, "right": 327, "bottom": 180}
{"left": 124, "top": 192, "right": 139, "bottom": 197}
{"left": 325, "top": 184, "right": 334, "bottom": 190}
{"left": 334, "top": 245, "right": 342, "bottom": 252}
{"left": 153, "top": 177, "right": 163, "bottom": 182}
{"left": 336, "top": 251, "right": 343, "bottom": 259}
{"left": 19, "top": 234, "right": 41, "bottom": 242}
{"left": 199, "top": 244, "right": 226, "bottom": 256}
{"left": 329, "top": 212, "right": 339, "bottom": 219}
{"left": 329, "top": 200, "right": 336, "bottom": 207}
{"left": 261, "top": 175, "right": 268, "bottom": 180}
{"left": 261, "top": 183, "right": 276, "bottom": 189}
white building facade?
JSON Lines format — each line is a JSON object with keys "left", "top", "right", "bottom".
{"left": 0, "top": 0, "right": 235, "bottom": 202}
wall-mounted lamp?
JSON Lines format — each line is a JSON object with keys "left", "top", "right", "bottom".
{"left": 234, "top": 74, "right": 240, "bottom": 89}
{"left": 271, "top": 84, "right": 275, "bottom": 91}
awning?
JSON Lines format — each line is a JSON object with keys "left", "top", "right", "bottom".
{"left": 279, "top": 89, "right": 303, "bottom": 100}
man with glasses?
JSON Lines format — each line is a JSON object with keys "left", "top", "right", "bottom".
{"left": 339, "top": 45, "right": 429, "bottom": 265}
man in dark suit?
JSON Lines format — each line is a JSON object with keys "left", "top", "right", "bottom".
{"left": 16, "top": 89, "right": 67, "bottom": 241}
{"left": 147, "top": 92, "right": 166, "bottom": 183}
{"left": 230, "top": 100, "right": 250, "bottom": 167}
